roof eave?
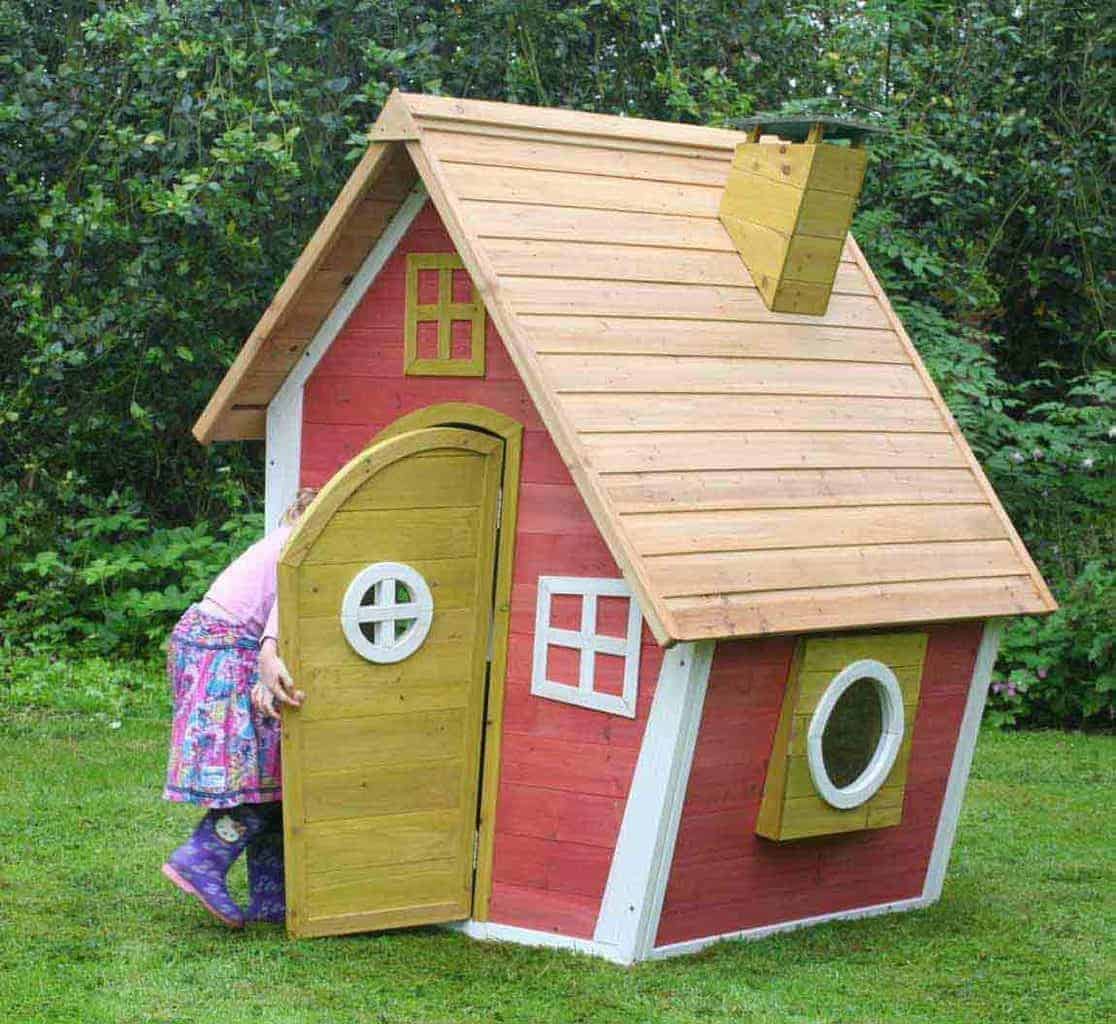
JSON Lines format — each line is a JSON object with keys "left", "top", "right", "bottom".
{"left": 193, "top": 127, "right": 418, "bottom": 443}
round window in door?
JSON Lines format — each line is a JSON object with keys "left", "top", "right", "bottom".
{"left": 340, "top": 562, "right": 434, "bottom": 664}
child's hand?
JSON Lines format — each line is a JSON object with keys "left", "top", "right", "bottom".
{"left": 253, "top": 640, "right": 306, "bottom": 720}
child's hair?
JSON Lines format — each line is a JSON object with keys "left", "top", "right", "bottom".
{"left": 282, "top": 487, "right": 319, "bottom": 525}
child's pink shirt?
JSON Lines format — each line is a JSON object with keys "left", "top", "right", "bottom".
{"left": 203, "top": 524, "right": 292, "bottom": 640}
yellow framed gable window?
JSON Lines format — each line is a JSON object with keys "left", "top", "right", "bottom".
{"left": 404, "top": 253, "right": 486, "bottom": 377}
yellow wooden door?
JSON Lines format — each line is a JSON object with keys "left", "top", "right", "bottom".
{"left": 277, "top": 427, "right": 503, "bottom": 937}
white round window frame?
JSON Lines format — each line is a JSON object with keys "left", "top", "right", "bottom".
{"left": 340, "top": 562, "right": 434, "bottom": 665}
{"left": 807, "top": 658, "right": 905, "bottom": 810}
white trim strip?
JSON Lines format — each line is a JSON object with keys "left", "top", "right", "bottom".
{"left": 263, "top": 183, "right": 428, "bottom": 531}
{"left": 649, "top": 895, "right": 932, "bottom": 960}
{"left": 451, "top": 896, "right": 932, "bottom": 965}
{"left": 922, "top": 618, "right": 1002, "bottom": 901}
{"left": 593, "top": 640, "right": 715, "bottom": 964}
{"left": 264, "top": 384, "right": 303, "bottom": 531}
{"left": 445, "top": 920, "right": 625, "bottom": 963}
{"left": 283, "top": 183, "right": 428, "bottom": 397}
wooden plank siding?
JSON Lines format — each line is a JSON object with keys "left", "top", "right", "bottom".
{"left": 655, "top": 622, "right": 985, "bottom": 946}
{"left": 299, "top": 201, "right": 662, "bottom": 939}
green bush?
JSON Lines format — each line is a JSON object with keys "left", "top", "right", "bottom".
{"left": 0, "top": 486, "right": 259, "bottom": 657}
{"left": 989, "top": 563, "right": 1116, "bottom": 730}
{"left": 0, "top": 650, "right": 166, "bottom": 719}
{"left": 1, "top": 0, "right": 1112, "bottom": 729}
{"left": 893, "top": 301, "right": 1114, "bottom": 729}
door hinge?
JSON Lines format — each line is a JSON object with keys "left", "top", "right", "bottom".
{"left": 495, "top": 488, "right": 503, "bottom": 521}
{"left": 472, "top": 830, "right": 480, "bottom": 870}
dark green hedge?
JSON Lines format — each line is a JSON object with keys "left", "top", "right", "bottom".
{"left": 1, "top": 1, "right": 1112, "bottom": 726}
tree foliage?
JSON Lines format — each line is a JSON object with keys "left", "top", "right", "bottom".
{"left": 1, "top": 0, "right": 1112, "bottom": 725}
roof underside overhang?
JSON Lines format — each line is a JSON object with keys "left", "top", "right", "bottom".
{"left": 194, "top": 91, "right": 1056, "bottom": 644}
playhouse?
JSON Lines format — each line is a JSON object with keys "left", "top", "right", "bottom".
{"left": 192, "top": 92, "right": 1055, "bottom": 963}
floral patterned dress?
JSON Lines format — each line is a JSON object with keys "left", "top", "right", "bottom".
{"left": 162, "top": 605, "right": 281, "bottom": 808}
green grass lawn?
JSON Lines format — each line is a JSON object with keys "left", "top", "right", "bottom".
{"left": 0, "top": 714, "right": 1112, "bottom": 1024}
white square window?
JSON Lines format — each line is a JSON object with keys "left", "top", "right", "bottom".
{"left": 530, "top": 576, "right": 643, "bottom": 718}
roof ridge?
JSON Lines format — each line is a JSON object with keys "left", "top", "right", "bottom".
{"left": 399, "top": 91, "right": 750, "bottom": 152}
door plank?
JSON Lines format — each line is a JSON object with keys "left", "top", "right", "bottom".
{"left": 301, "top": 709, "right": 467, "bottom": 774}
{"left": 297, "top": 607, "right": 475, "bottom": 667}
{"left": 345, "top": 451, "right": 486, "bottom": 509}
{"left": 300, "top": 507, "right": 480, "bottom": 565}
{"left": 302, "top": 759, "right": 463, "bottom": 823}
{"left": 305, "top": 811, "right": 462, "bottom": 873}
{"left": 297, "top": 663, "right": 472, "bottom": 723}
{"left": 297, "top": 557, "right": 478, "bottom": 618}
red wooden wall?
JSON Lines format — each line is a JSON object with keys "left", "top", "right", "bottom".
{"left": 654, "top": 621, "right": 984, "bottom": 947}
{"left": 300, "top": 201, "right": 664, "bottom": 938}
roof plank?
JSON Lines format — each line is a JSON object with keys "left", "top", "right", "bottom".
{"left": 563, "top": 393, "right": 943, "bottom": 434}
{"left": 504, "top": 278, "right": 891, "bottom": 326}
{"left": 666, "top": 576, "right": 1048, "bottom": 639}
{"left": 648, "top": 539, "right": 1025, "bottom": 597}
{"left": 467, "top": 201, "right": 737, "bottom": 249}
{"left": 441, "top": 161, "right": 723, "bottom": 217}
{"left": 604, "top": 467, "right": 985, "bottom": 513}
{"left": 543, "top": 353, "right": 923, "bottom": 397}
{"left": 193, "top": 141, "right": 417, "bottom": 443}
{"left": 485, "top": 238, "right": 870, "bottom": 293}
{"left": 621, "top": 504, "right": 1005, "bottom": 556}
{"left": 403, "top": 92, "right": 749, "bottom": 151}
{"left": 585, "top": 432, "right": 963, "bottom": 475}
{"left": 522, "top": 316, "right": 908, "bottom": 363}
{"left": 423, "top": 128, "right": 733, "bottom": 186}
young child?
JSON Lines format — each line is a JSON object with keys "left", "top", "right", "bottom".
{"left": 160, "top": 488, "right": 317, "bottom": 928}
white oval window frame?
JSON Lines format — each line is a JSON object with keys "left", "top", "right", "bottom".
{"left": 807, "top": 658, "right": 905, "bottom": 810}
{"left": 340, "top": 562, "right": 434, "bottom": 664}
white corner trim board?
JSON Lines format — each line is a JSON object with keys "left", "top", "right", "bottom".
{"left": 531, "top": 576, "right": 645, "bottom": 718}
{"left": 922, "top": 618, "right": 1003, "bottom": 902}
{"left": 264, "top": 383, "right": 303, "bottom": 532}
{"left": 263, "top": 183, "right": 430, "bottom": 531}
{"left": 593, "top": 640, "right": 716, "bottom": 965}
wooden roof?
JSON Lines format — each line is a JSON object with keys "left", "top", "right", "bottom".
{"left": 194, "top": 91, "right": 1055, "bottom": 643}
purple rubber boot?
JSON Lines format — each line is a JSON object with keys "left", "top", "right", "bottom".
{"left": 161, "top": 805, "right": 269, "bottom": 928}
{"left": 246, "top": 805, "right": 286, "bottom": 924}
